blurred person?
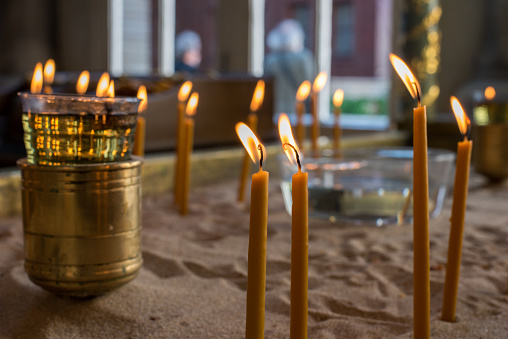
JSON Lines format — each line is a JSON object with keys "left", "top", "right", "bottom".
{"left": 175, "top": 30, "right": 202, "bottom": 73}
{"left": 264, "top": 19, "right": 313, "bottom": 114}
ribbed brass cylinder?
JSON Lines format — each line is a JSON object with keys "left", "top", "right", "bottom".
{"left": 472, "top": 124, "right": 508, "bottom": 182}
{"left": 17, "top": 157, "right": 143, "bottom": 296}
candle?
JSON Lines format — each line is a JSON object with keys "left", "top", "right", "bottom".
{"left": 310, "top": 72, "right": 327, "bottom": 157}
{"left": 390, "top": 53, "right": 430, "bottom": 339}
{"left": 174, "top": 81, "right": 193, "bottom": 205}
{"left": 236, "top": 122, "right": 268, "bottom": 339}
{"left": 31, "top": 62, "right": 43, "bottom": 94}
{"left": 107, "top": 80, "right": 115, "bottom": 98}
{"left": 238, "top": 80, "right": 265, "bottom": 202}
{"left": 43, "top": 59, "right": 55, "bottom": 94}
{"left": 96, "top": 72, "right": 110, "bottom": 97}
{"left": 179, "top": 92, "right": 198, "bottom": 215}
{"left": 296, "top": 81, "right": 311, "bottom": 152}
{"left": 279, "top": 113, "right": 308, "bottom": 339}
{"left": 441, "top": 97, "right": 473, "bottom": 322}
{"left": 133, "top": 85, "right": 148, "bottom": 156}
{"left": 332, "top": 89, "right": 344, "bottom": 157}
{"left": 76, "top": 71, "right": 90, "bottom": 94}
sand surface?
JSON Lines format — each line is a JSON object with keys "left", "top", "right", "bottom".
{"left": 1, "top": 175, "right": 508, "bottom": 338}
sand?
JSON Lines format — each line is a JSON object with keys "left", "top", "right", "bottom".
{"left": 1, "top": 174, "right": 508, "bottom": 338}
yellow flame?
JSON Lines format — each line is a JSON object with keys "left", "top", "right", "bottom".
{"left": 107, "top": 80, "right": 115, "bottom": 98}
{"left": 296, "top": 81, "right": 311, "bottom": 101}
{"left": 312, "top": 72, "right": 327, "bottom": 93}
{"left": 389, "top": 53, "right": 421, "bottom": 100}
{"left": 249, "top": 80, "right": 265, "bottom": 112}
{"left": 76, "top": 70, "right": 90, "bottom": 94}
{"left": 43, "top": 59, "right": 55, "bottom": 85}
{"left": 333, "top": 89, "right": 344, "bottom": 108}
{"left": 485, "top": 86, "right": 496, "bottom": 100}
{"left": 278, "top": 113, "right": 299, "bottom": 165}
{"left": 236, "top": 122, "right": 264, "bottom": 164}
{"left": 96, "top": 72, "right": 110, "bottom": 97}
{"left": 178, "top": 81, "right": 193, "bottom": 102}
{"left": 31, "top": 62, "right": 43, "bottom": 94}
{"left": 137, "top": 85, "right": 148, "bottom": 112}
{"left": 450, "top": 96, "right": 469, "bottom": 136}
{"left": 186, "top": 92, "right": 199, "bottom": 116}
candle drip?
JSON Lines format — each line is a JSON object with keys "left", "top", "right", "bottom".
{"left": 412, "top": 82, "right": 421, "bottom": 107}
{"left": 283, "top": 143, "right": 301, "bottom": 171}
{"left": 258, "top": 144, "right": 264, "bottom": 171}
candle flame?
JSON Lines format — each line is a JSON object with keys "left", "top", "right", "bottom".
{"left": 186, "top": 92, "right": 199, "bottom": 116}
{"left": 137, "top": 85, "right": 148, "bottom": 112}
{"left": 96, "top": 72, "right": 110, "bottom": 97}
{"left": 236, "top": 122, "right": 264, "bottom": 164}
{"left": 333, "top": 89, "right": 344, "bottom": 108}
{"left": 278, "top": 113, "right": 299, "bottom": 165}
{"left": 31, "top": 62, "right": 43, "bottom": 94}
{"left": 76, "top": 70, "right": 90, "bottom": 94}
{"left": 107, "top": 80, "right": 115, "bottom": 98}
{"left": 312, "top": 72, "right": 327, "bottom": 93}
{"left": 450, "top": 96, "right": 469, "bottom": 136}
{"left": 178, "top": 81, "right": 193, "bottom": 102}
{"left": 389, "top": 53, "right": 421, "bottom": 100}
{"left": 485, "top": 86, "right": 496, "bottom": 100}
{"left": 250, "top": 80, "right": 265, "bottom": 112}
{"left": 43, "top": 59, "right": 55, "bottom": 85}
{"left": 296, "top": 81, "right": 311, "bottom": 101}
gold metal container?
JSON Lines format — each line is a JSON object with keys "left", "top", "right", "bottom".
{"left": 472, "top": 124, "right": 508, "bottom": 182}
{"left": 17, "top": 157, "right": 143, "bottom": 296}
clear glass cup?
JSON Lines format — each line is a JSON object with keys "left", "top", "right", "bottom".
{"left": 278, "top": 147, "right": 456, "bottom": 226}
{"left": 19, "top": 92, "right": 140, "bottom": 165}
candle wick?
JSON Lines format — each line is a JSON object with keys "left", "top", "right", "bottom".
{"left": 258, "top": 144, "right": 264, "bottom": 171}
{"left": 283, "top": 143, "right": 301, "bottom": 171}
{"left": 413, "top": 82, "right": 421, "bottom": 107}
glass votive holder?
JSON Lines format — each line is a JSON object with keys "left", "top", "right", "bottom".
{"left": 18, "top": 92, "right": 140, "bottom": 165}
{"left": 278, "top": 147, "right": 456, "bottom": 226}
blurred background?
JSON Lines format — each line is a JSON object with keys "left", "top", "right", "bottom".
{"left": 0, "top": 0, "right": 507, "bottom": 168}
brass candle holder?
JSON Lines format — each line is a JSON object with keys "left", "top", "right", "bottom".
{"left": 17, "top": 92, "right": 143, "bottom": 296}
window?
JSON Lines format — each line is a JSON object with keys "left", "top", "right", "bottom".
{"left": 334, "top": 2, "right": 354, "bottom": 58}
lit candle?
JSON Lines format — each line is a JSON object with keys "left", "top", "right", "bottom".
{"left": 236, "top": 122, "right": 268, "bottom": 339}
{"left": 31, "top": 62, "right": 43, "bottom": 94}
{"left": 96, "top": 72, "right": 110, "bottom": 97}
{"left": 133, "top": 85, "right": 148, "bottom": 157}
{"left": 279, "top": 113, "right": 308, "bottom": 339}
{"left": 332, "top": 89, "right": 344, "bottom": 158}
{"left": 43, "top": 59, "right": 55, "bottom": 94}
{"left": 179, "top": 92, "right": 198, "bottom": 215}
{"left": 390, "top": 53, "right": 430, "bottom": 339}
{"left": 296, "top": 81, "right": 311, "bottom": 152}
{"left": 310, "top": 72, "right": 327, "bottom": 157}
{"left": 107, "top": 80, "right": 115, "bottom": 98}
{"left": 441, "top": 97, "right": 473, "bottom": 322}
{"left": 238, "top": 80, "right": 265, "bottom": 202}
{"left": 76, "top": 71, "right": 90, "bottom": 94}
{"left": 174, "top": 81, "right": 193, "bottom": 205}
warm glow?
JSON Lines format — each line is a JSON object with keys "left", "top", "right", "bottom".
{"left": 137, "top": 85, "right": 148, "bottom": 112}
{"left": 250, "top": 80, "right": 265, "bottom": 112}
{"left": 312, "top": 72, "right": 327, "bottom": 93}
{"left": 96, "top": 72, "right": 110, "bottom": 97}
{"left": 236, "top": 122, "right": 264, "bottom": 164}
{"left": 485, "top": 86, "right": 496, "bottom": 100}
{"left": 389, "top": 53, "right": 421, "bottom": 100}
{"left": 76, "top": 71, "right": 90, "bottom": 94}
{"left": 31, "top": 62, "right": 43, "bottom": 94}
{"left": 333, "top": 89, "right": 344, "bottom": 108}
{"left": 450, "top": 96, "right": 469, "bottom": 136}
{"left": 186, "top": 92, "right": 199, "bottom": 116}
{"left": 43, "top": 59, "right": 55, "bottom": 85}
{"left": 278, "top": 113, "right": 299, "bottom": 165}
{"left": 107, "top": 81, "right": 115, "bottom": 98}
{"left": 178, "top": 81, "right": 193, "bottom": 102}
{"left": 296, "top": 81, "right": 311, "bottom": 101}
